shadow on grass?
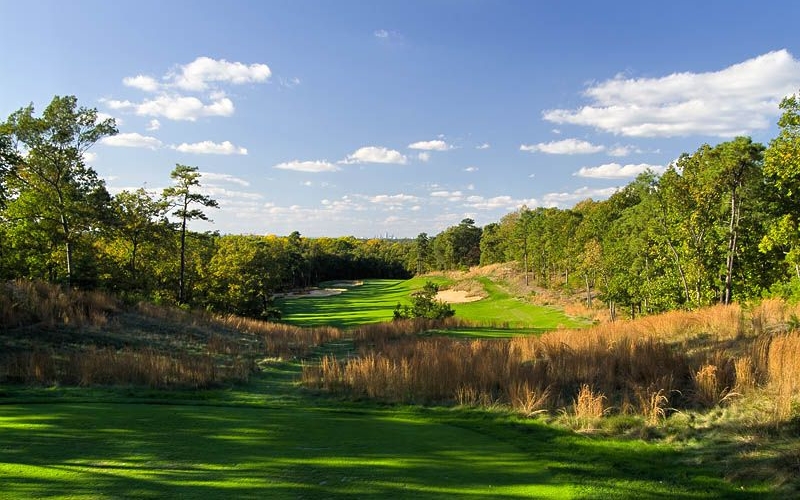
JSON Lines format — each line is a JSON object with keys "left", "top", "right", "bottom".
{"left": 0, "top": 390, "right": 770, "bottom": 499}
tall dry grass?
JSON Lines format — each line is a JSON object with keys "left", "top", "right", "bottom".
{"left": 767, "top": 332, "right": 800, "bottom": 420}
{"left": 0, "top": 348, "right": 252, "bottom": 388}
{"left": 304, "top": 300, "right": 800, "bottom": 422}
{"left": 0, "top": 280, "right": 342, "bottom": 388}
{"left": 1, "top": 279, "right": 120, "bottom": 328}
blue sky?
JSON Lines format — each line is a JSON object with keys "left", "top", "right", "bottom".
{"left": 2, "top": 0, "right": 800, "bottom": 237}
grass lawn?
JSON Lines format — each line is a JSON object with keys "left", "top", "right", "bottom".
{"left": 277, "top": 276, "right": 586, "bottom": 334}
{"left": 0, "top": 360, "right": 767, "bottom": 499}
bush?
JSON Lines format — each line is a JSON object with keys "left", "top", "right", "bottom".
{"left": 393, "top": 281, "right": 455, "bottom": 321}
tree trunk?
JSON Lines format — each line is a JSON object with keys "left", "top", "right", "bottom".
{"left": 584, "top": 273, "right": 592, "bottom": 307}
{"left": 179, "top": 215, "right": 187, "bottom": 304}
{"left": 60, "top": 213, "right": 72, "bottom": 290}
{"left": 723, "top": 188, "right": 740, "bottom": 305}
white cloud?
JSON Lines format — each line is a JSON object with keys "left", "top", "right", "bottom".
{"left": 107, "top": 57, "right": 271, "bottom": 122}
{"left": 374, "top": 29, "right": 389, "bottom": 38}
{"left": 170, "top": 56, "right": 271, "bottom": 92}
{"left": 101, "top": 132, "right": 162, "bottom": 150}
{"left": 105, "top": 95, "right": 235, "bottom": 121}
{"left": 368, "top": 194, "right": 420, "bottom": 205}
{"left": 607, "top": 144, "right": 639, "bottom": 157}
{"left": 95, "top": 112, "right": 118, "bottom": 124}
{"left": 575, "top": 162, "right": 664, "bottom": 179}
{"left": 431, "top": 190, "right": 463, "bottom": 202}
{"left": 342, "top": 146, "right": 407, "bottom": 165}
{"left": 146, "top": 119, "right": 161, "bottom": 131}
{"left": 476, "top": 143, "right": 490, "bottom": 150}
{"left": 408, "top": 139, "right": 451, "bottom": 151}
{"left": 543, "top": 187, "right": 619, "bottom": 206}
{"left": 464, "top": 195, "right": 538, "bottom": 211}
{"left": 274, "top": 160, "right": 340, "bottom": 173}
{"left": 198, "top": 186, "right": 263, "bottom": 201}
{"left": 200, "top": 172, "right": 250, "bottom": 187}
{"left": 544, "top": 49, "right": 800, "bottom": 137}
{"left": 418, "top": 152, "right": 431, "bottom": 162}
{"left": 279, "top": 76, "right": 301, "bottom": 88}
{"left": 464, "top": 166, "right": 479, "bottom": 172}
{"left": 174, "top": 140, "right": 247, "bottom": 155}
{"left": 520, "top": 138, "right": 605, "bottom": 154}
{"left": 123, "top": 74, "right": 161, "bottom": 92}
{"left": 83, "top": 152, "right": 97, "bottom": 164}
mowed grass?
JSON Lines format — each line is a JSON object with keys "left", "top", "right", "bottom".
{"left": 277, "top": 278, "right": 429, "bottom": 328}
{"left": 278, "top": 276, "right": 585, "bottom": 335}
{"left": 0, "top": 362, "right": 766, "bottom": 499}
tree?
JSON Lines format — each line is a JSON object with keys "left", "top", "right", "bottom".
{"left": 110, "top": 188, "right": 168, "bottom": 289}
{"left": 2, "top": 95, "right": 117, "bottom": 287}
{"left": 763, "top": 92, "right": 800, "bottom": 281}
{"left": 393, "top": 281, "right": 455, "bottom": 320}
{"left": 162, "top": 164, "right": 218, "bottom": 304}
{"left": 414, "top": 232, "right": 431, "bottom": 274}
{"left": 0, "top": 132, "right": 21, "bottom": 209}
{"left": 712, "top": 137, "right": 764, "bottom": 304}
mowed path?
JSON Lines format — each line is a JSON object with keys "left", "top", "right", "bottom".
{"left": 0, "top": 401, "right": 570, "bottom": 499}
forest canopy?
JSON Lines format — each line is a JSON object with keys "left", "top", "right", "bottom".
{"left": 2, "top": 94, "right": 800, "bottom": 319}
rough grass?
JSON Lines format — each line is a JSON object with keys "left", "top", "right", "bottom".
{"left": 0, "top": 280, "right": 342, "bottom": 388}
{"left": 2, "top": 276, "right": 799, "bottom": 496}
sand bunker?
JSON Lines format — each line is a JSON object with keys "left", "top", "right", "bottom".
{"left": 436, "top": 290, "right": 484, "bottom": 304}
{"left": 282, "top": 281, "right": 362, "bottom": 299}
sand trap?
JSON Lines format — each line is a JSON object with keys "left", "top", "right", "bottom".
{"left": 281, "top": 281, "right": 362, "bottom": 299}
{"left": 436, "top": 290, "right": 484, "bottom": 304}
{"left": 324, "top": 280, "right": 363, "bottom": 288}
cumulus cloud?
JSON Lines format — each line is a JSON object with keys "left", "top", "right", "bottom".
{"left": 543, "top": 49, "right": 800, "bottom": 137}
{"left": 430, "top": 190, "right": 463, "bottom": 202}
{"left": 476, "top": 143, "right": 490, "bottom": 150}
{"left": 520, "top": 138, "right": 605, "bottom": 154}
{"left": 95, "top": 112, "right": 118, "bottom": 124}
{"left": 464, "top": 166, "right": 479, "bottom": 172}
{"left": 274, "top": 160, "right": 340, "bottom": 173}
{"left": 146, "top": 119, "right": 161, "bottom": 131}
{"left": 368, "top": 194, "right": 420, "bottom": 205}
{"left": 341, "top": 146, "right": 407, "bottom": 165}
{"left": 200, "top": 172, "right": 250, "bottom": 186}
{"left": 374, "top": 29, "right": 389, "bottom": 38}
{"left": 408, "top": 139, "right": 451, "bottom": 151}
{"left": 607, "top": 144, "right": 640, "bottom": 157}
{"left": 417, "top": 152, "right": 431, "bottom": 162}
{"left": 575, "top": 162, "right": 664, "bottom": 179}
{"left": 543, "top": 187, "right": 619, "bottom": 206}
{"left": 82, "top": 152, "right": 97, "bottom": 164}
{"left": 464, "top": 195, "right": 538, "bottom": 211}
{"left": 170, "top": 56, "right": 271, "bottom": 92}
{"left": 101, "top": 132, "right": 162, "bottom": 150}
{"left": 174, "top": 140, "right": 248, "bottom": 155}
{"left": 107, "top": 56, "right": 271, "bottom": 121}
{"left": 123, "top": 74, "right": 160, "bottom": 92}
{"left": 104, "top": 95, "right": 235, "bottom": 121}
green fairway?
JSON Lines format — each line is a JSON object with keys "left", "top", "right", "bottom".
{"left": 450, "top": 277, "right": 585, "bottom": 330}
{"left": 276, "top": 278, "right": 428, "bottom": 328}
{"left": 277, "top": 276, "right": 585, "bottom": 333}
{"left": 0, "top": 362, "right": 766, "bottom": 499}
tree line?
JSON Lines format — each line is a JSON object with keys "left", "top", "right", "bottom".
{"left": 2, "top": 94, "right": 799, "bottom": 320}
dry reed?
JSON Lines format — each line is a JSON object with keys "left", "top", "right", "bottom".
{"left": 303, "top": 298, "right": 800, "bottom": 423}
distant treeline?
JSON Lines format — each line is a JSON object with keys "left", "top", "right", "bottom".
{"left": 2, "top": 94, "right": 800, "bottom": 319}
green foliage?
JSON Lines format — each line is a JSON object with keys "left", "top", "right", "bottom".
{"left": 393, "top": 280, "right": 455, "bottom": 320}
{"left": 1, "top": 95, "right": 118, "bottom": 287}
{"left": 162, "top": 164, "right": 219, "bottom": 303}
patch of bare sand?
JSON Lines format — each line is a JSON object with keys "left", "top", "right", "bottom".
{"left": 436, "top": 290, "right": 484, "bottom": 304}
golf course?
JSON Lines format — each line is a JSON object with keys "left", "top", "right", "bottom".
{"left": 0, "top": 275, "right": 787, "bottom": 498}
